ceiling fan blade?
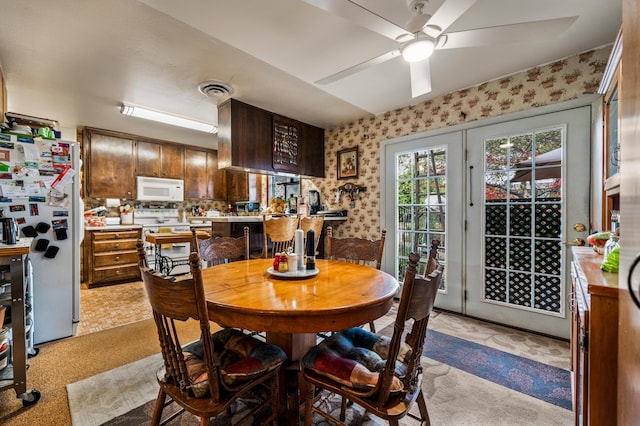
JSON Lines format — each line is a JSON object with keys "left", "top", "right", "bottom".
{"left": 303, "top": 0, "right": 410, "bottom": 41}
{"left": 436, "top": 16, "right": 578, "bottom": 50}
{"left": 422, "top": 0, "right": 478, "bottom": 38}
{"left": 410, "top": 59, "right": 432, "bottom": 98}
{"left": 315, "top": 49, "right": 400, "bottom": 85}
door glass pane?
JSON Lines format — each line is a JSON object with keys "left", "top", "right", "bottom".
{"left": 483, "top": 127, "right": 564, "bottom": 314}
{"left": 396, "top": 147, "right": 447, "bottom": 288}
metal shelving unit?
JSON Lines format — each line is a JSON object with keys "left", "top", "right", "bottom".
{"left": 0, "top": 243, "right": 40, "bottom": 406}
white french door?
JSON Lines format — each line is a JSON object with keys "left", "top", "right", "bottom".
{"left": 466, "top": 107, "right": 590, "bottom": 338}
{"left": 382, "top": 106, "right": 591, "bottom": 338}
{"left": 382, "top": 131, "right": 464, "bottom": 313}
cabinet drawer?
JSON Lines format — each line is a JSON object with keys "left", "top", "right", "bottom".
{"left": 92, "top": 230, "right": 140, "bottom": 241}
{"left": 93, "top": 239, "right": 139, "bottom": 253}
{"left": 94, "top": 251, "right": 139, "bottom": 267}
{"left": 93, "top": 265, "right": 140, "bottom": 283}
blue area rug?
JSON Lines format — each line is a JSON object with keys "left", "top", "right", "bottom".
{"left": 423, "top": 329, "right": 572, "bottom": 410}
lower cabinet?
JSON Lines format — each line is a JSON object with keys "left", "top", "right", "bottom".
{"left": 84, "top": 227, "right": 142, "bottom": 288}
{"left": 570, "top": 247, "right": 619, "bottom": 425}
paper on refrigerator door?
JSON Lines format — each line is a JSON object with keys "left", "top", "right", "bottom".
{"left": 51, "top": 166, "right": 75, "bottom": 190}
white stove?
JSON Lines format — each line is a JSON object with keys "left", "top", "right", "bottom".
{"left": 134, "top": 208, "right": 191, "bottom": 274}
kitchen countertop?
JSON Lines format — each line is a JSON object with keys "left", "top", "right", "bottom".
{"left": 189, "top": 215, "right": 347, "bottom": 223}
{"left": 84, "top": 224, "right": 143, "bottom": 231}
{"left": 0, "top": 237, "right": 33, "bottom": 256}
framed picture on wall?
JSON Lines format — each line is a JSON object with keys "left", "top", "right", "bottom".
{"left": 337, "top": 147, "right": 358, "bottom": 179}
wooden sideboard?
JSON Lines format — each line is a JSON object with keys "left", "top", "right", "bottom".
{"left": 570, "top": 246, "right": 619, "bottom": 425}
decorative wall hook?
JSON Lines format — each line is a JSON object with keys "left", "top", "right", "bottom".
{"left": 337, "top": 183, "right": 367, "bottom": 207}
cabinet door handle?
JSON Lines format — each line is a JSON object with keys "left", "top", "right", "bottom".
{"left": 114, "top": 243, "right": 120, "bottom": 249}
{"left": 115, "top": 256, "right": 120, "bottom": 261}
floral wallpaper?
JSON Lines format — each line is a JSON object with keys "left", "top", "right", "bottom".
{"left": 306, "top": 46, "right": 611, "bottom": 240}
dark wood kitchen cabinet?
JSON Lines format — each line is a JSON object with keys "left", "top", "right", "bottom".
{"left": 208, "top": 150, "right": 226, "bottom": 200}
{"left": 217, "top": 98, "right": 324, "bottom": 177}
{"left": 570, "top": 247, "right": 619, "bottom": 425}
{"left": 298, "top": 120, "right": 325, "bottom": 178}
{"left": 218, "top": 98, "right": 273, "bottom": 173}
{"left": 184, "top": 148, "right": 225, "bottom": 200}
{"left": 136, "top": 140, "right": 185, "bottom": 179}
{"left": 84, "top": 129, "right": 136, "bottom": 199}
{"left": 184, "top": 148, "right": 208, "bottom": 199}
{"left": 83, "top": 127, "right": 225, "bottom": 200}
{"left": 84, "top": 227, "right": 142, "bottom": 288}
{"left": 226, "top": 172, "right": 264, "bottom": 202}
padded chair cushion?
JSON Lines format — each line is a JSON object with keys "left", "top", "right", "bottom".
{"left": 302, "top": 327, "right": 411, "bottom": 392}
{"left": 182, "top": 328, "right": 286, "bottom": 397}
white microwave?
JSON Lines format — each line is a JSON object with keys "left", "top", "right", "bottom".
{"left": 136, "top": 176, "right": 184, "bottom": 202}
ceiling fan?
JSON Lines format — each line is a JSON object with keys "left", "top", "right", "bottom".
{"left": 304, "top": 0, "right": 578, "bottom": 98}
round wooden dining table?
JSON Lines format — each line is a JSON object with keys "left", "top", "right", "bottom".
{"left": 199, "top": 258, "right": 399, "bottom": 423}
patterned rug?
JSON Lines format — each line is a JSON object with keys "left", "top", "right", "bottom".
{"left": 68, "top": 312, "right": 574, "bottom": 426}
{"left": 422, "top": 329, "right": 571, "bottom": 410}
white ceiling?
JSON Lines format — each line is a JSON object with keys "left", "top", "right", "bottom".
{"left": 0, "top": 0, "right": 621, "bottom": 149}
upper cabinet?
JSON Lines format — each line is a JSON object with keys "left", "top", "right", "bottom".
{"left": 217, "top": 98, "right": 325, "bottom": 177}
{"left": 161, "top": 144, "right": 186, "bottom": 179}
{"left": 226, "top": 171, "right": 264, "bottom": 202}
{"left": 83, "top": 127, "right": 225, "bottom": 201}
{"left": 183, "top": 148, "right": 226, "bottom": 201}
{"left": 84, "top": 128, "right": 137, "bottom": 199}
{"left": 599, "top": 29, "right": 622, "bottom": 231}
{"left": 297, "top": 119, "right": 325, "bottom": 178}
{"left": 136, "top": 141, "right": 185, "bottom": 179}
{"left": 184, "top": 148, "right": 208, "bottom": 199}
{"left": 218, "top": 99, "right": 273, "bottom": 172}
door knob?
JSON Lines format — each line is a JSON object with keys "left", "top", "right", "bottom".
{"left": 563, "top": 238, "right": 586, "bottom": 246}
{"left": 573, "top": 223, "right": 586, "bottom": 232}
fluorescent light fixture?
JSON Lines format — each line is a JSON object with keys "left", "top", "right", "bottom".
{"left": 401, "top": 36, "right": 435, "bottom": 63}
{"left": 120, "top": 103, "right": 217, "bottom": 134}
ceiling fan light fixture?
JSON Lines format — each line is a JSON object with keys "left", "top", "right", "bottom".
{"left": 401, "top": 36, "right": 435, "bottom": 62}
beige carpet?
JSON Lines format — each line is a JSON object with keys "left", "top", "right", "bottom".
{"left": 0, "top": 318, "right": 201, "bottom": 426}
{"left": 64, "top": 311, "right": 573, "bottom": 426}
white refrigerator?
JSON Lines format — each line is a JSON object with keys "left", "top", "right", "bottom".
{"left": 0, "top": 133, "right": 81, "bottom": 344}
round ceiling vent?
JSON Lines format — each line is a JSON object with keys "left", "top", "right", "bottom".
{"left": 197, "top": 80, "right": 234, "bottom": 98}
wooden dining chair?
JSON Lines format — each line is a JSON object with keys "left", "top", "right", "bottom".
{"left": 302, "top": 252, "right": 443, "bottom": 426}
{"left": 191, "top": 226, "right": 249, "bottom": 267}
{"left": 139, "top": 249, "right": 287, "bottom": 426}
{"left": 262, "top": 215, "right": 299, "bottom": 258}
{"left": 326, "top": 225, "right": 387, "bottom": 332}
{"left": 299, "top": 215, "right": 324, "bottom": 254}
{"left": 136, "top": 239, "right": 149, "bottom": 268}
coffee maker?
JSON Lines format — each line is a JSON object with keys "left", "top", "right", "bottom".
{"left": 308, "top": 190, "right": 321, "bottom": 215}
{"left": 0, "top": 213, "right": 18, "bottom": 245}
